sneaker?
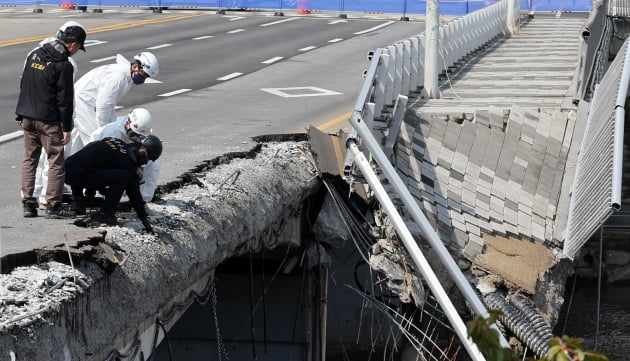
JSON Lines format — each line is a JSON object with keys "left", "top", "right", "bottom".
{"left": 23, "top": 201, "right": 37, "bottom": 218}
{"left": 90, "top": 212, "right": 118, "bottom": 226}
{"left": 38, "top": 202, "right": 47, "bottom": 210}
{"left": 70, "top": 200, "right": 86, "bottom": 215}
{"left": 45, "top": 203, "right": 77, "bottom": 219}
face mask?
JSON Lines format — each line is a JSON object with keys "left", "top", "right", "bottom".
{"left": 126, "top": 128, "right": 141, "bottom": 142}
{"left": 132, "top": 72, "right": 146, "bottom": 85}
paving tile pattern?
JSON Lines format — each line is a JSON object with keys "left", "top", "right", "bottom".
{"left": 395, "top": 15, "right": 584, "bottom": 260}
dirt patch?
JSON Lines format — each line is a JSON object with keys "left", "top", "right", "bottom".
{"left": 474, "top": 234, "right": 552, "bottom": 293}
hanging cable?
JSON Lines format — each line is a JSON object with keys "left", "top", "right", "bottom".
{"left": 561, "top": 260, "right": 579, "bottom": 336}
{"left": 260, "top": 246, "right": 268, "bottom": 355}
{"left": 594, "top": 225, "right": 603, "bottom": 350}
{"left": 248, "top": 240, "right": 257, "bottom": 359}
{"left": 157, "top": 319, "right": 174, "bottom": 361}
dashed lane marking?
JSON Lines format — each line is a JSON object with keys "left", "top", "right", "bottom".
{"left": 91, "top": 56, "right": 117, "bottom": 63}
{"left": 260, "top": 17, "right": 299, "bottom": 27}
{"left": 299, "top": 45, "right": 316, "bottom": 51}
{"left": 158, "top": 89, "right": 192, "bottom": 97}
{"left": 147, "top": 44, "right": 172, "bottom": 49}
{"left": 262, "top": 56, "right": 284, "bottom": 64}
{"left": 218, "top": 72, "right": 243, "bottom": 81}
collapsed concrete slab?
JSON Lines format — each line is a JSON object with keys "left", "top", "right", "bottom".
{"left": 0, "top": 140, "right": 321, "bottom": 361}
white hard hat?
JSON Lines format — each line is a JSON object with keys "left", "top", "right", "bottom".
{"left": 59, "top": 21, "right": 85, "bottom": 32}
{"left": 133, "top": 52, "right": 159, "bottom": 78}
{"left": 128, "top": 108, "right": 153, "bottom": 136}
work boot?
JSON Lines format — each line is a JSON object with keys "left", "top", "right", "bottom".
{"left": 70, "top": 199, "right": 86, "bottom": 215}
{"left": 23, "top": 200, "right": 37, "bottom": 218}
{"left": 90, "top": 212, "right": 118, "bottom": 227}
{"left": 45, "top": 203, "right": 77, "bottom": 219}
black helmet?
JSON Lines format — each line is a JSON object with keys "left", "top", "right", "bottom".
{"left": 141, "top": 135, "right": 162, "bottom": 161}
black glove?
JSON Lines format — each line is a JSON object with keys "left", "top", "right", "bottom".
{"left": 141, "top": 218, "right": 154, "bottom": 234}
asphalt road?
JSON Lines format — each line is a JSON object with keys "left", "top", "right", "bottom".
{"left": 0, "top": 7, "right": 425, "bottom": 262}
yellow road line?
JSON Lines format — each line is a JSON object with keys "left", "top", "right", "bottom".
{"left": 316, "top": 111, "right": 351, "bottom": 131}
{"left": 0, "top": 13, "right": 207, "bottom": 47}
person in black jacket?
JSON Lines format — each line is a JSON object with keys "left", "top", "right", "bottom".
{"left": 16, "top": 23, "right": 86, "bottom": 219}
{"left": 64, "top": 136, "right": 163, "bottom": 234}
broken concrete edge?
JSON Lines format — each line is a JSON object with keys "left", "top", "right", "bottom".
{"left": 0, "top": 133, "right": 309, "bottom": 275}
{"left": 0, "top": 136, "right": 322, "bottom": 361}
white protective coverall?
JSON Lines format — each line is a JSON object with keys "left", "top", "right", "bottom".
{"left": 35, "top": 54, "right": 134, "bottom": 205}
{"left": 90, "top": 116, "right": 161, "bottom": 202}
{"left": 70, "top": 53, "right": 134, "bottom": 157}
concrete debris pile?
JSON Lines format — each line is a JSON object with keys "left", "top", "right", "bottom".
{"left": 0, "top": 261, "right": 104, "bottom": 331}
{"left": 0, "top": 140, "right": 321, "bottom": 361}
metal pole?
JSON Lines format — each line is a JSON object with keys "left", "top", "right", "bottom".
{"left": 611, "top": 40, "right": 630, "bottom": 210}
{"left": 424, "top": 0, "right": 440, "bottom": 99}
{"left": 348, "top": 113, "right": 510, "bottom": 348}
{"left": 349, "top": 142, "right": 486, "bottom": 361}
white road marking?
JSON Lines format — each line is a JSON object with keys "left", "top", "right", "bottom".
{"left": 0, "top": 131, "right": 22, "bottom": 144}
{"left": 353, "top": 21, "right": 395, "bottom": 35}
{"left": 193, "top": 35, "right": 214, "bottom": 40}
{"left": 260, "top": 17, "right": 299, "bottom": 27}
{"left": 299, "top": 46, "right": 317, "bottom": 52}
{"left": 147, "top": 44, "right": 172, "bottom": 50}
{"left": 262, "top": 56, "right": 284, "bottom": 64}
{"left": 328, "top": 20, "right": 347, "bottom": 24}
{"left": 91, "top": 56, "right": 116, "bottom": 63}
{"left": 228, "top": 16, "right": 247, "bottom": 21}
{"left": 328, "top": 38, "right": 343, "bottom": 43}
{"left": 261, "top": 86, "right": 342, "bottom": 97}
{"left": 158, "top": 89, "right": 192, "bottom": 97}
{"left": 218, "top": 72, "right": 243, "bottom": 81}
{"left": 227, "top": 29, "right": 245, "bottom": 34}
{"left": 84, "top": 40, "right": 107, "bottom": 48}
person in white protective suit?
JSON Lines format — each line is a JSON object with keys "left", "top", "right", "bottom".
{"left": 34, "top": 51, "right": 159, "bottom": 207}
{"left": 89, "top": 108, "right": 161, "bottom": 203}
{"left": 70, "top": 51, "right": 159, "bottom": 156}
{"left": 31, "top": 21, "right": 84, "bottom": 209}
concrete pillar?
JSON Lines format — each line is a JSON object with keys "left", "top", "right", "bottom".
{"left": 424, "top": 0, "right": 440, "bottom": 99}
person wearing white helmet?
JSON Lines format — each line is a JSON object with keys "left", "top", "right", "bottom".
{"left": 89, "top": 108, "right": 162, "bottom": 202}
{"left": 69, "top": 51, "right": 159, "bottom": 157}
{"left": 34, "top": 51, "right": 159, "bottom": 208}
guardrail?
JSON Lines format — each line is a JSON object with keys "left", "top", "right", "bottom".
{"left": 564, "top": 37, "right": 629, "bottom": 260}
{"left": 2, "top": 0, "right": 591, "bottom": 15}
{"left": 342, "top": 0, "right": 518, "bottom": 357}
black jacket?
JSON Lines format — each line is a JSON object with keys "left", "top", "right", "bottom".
{"left": 15, "top": 40, "right": 74, "bottom": 132}
{"left": 65, "top": 137, "right": 148, "bottom": 221}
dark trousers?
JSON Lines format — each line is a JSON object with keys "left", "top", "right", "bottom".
{"left": 65, "top": 167, "right": 130, "bottom": 216}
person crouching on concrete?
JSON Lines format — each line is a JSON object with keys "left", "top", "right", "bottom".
{"left": 64, "top": 136, "right": 162, "bottom": 234}
{"left": 90, "top": 108, "right": 161, "bottom": 203}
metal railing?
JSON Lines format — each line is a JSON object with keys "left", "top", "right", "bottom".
{"left": 343, "top": 0, "right": 518, "bottom": 357}
{"left": 564, "top": 37, "right": 630, "bottom": 259}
